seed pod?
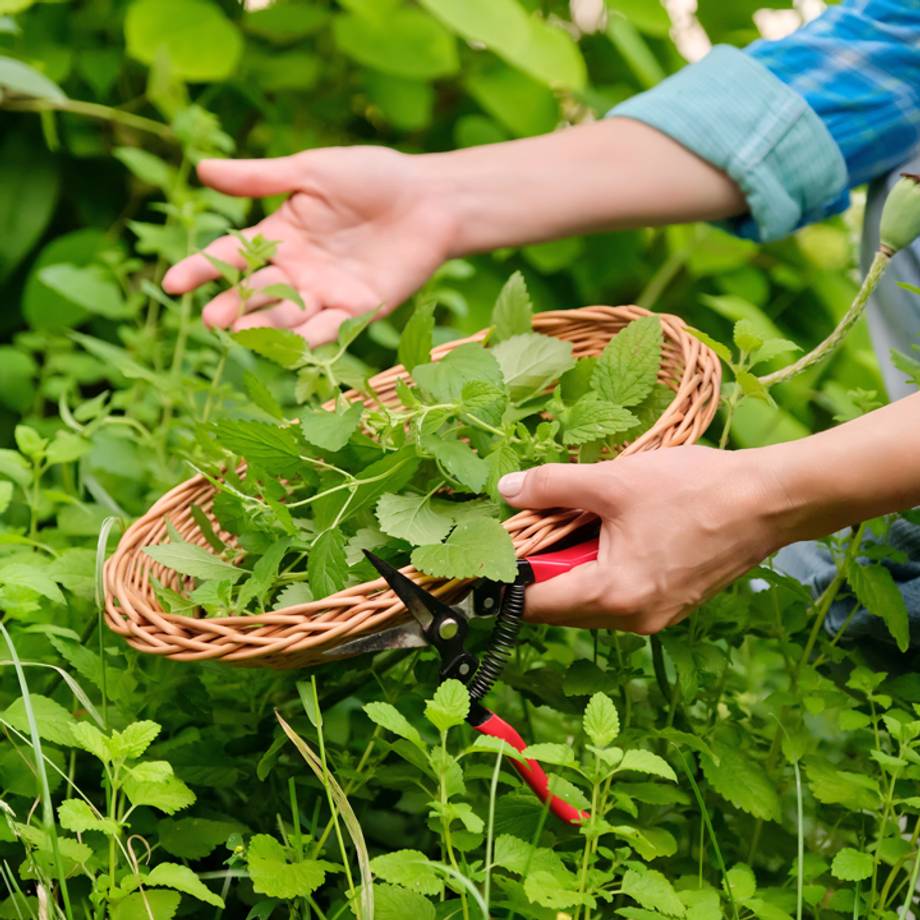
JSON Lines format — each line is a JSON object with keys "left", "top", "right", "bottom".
{"left": 879, "top": 172, "right": 920, "bottom": 255}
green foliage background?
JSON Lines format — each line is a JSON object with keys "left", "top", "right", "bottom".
{"left": 1, "top": 1, "right": 917, "bottom": 919}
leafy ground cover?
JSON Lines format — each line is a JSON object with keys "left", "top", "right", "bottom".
{"left": 1, "top": 1, "right": 919, "bottom": 918}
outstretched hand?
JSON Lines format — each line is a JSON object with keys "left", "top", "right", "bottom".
{"left": 163, "top": 147, "right": 454, "bottom": 346}
{"left": 499, "top": 445, "right": 787, "bottom": 632}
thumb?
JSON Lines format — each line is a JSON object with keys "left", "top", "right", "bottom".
{"left": 197, "top": 155, "right": 303, "bottom": 198}
{"left": 498, "top": 463, "right": 607, "bottom": 512}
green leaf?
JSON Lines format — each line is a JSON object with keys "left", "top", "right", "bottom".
{"left": 831, "top": 848, "right": 873, "bottom": 882}
{"left": 847, "top": 562, "right": 910, "bottom": 652}
{"left": 732, "top": 318, "right": 763, "bottom": 354}
{"left": 114, "top": 148, "right": 176, "bottom": 189}
{"left": 212, "top": 418, "right": 305, "bottom": 477}
{"left": 370, "top": 850, "right": 443, "bottom": 897}
{"left": 0, "top": 480, "right": 12, "bottom": 514}
{"left": 123, "top": 764, "right": 196, "bottom": 814}
{"left": 750, "top": 338, "right": 801, "bottom": 368}
{"left": 700, "top": 744, "right": 780, "bottom": 821}
{"left": 465, "top": 61, "right": 558, "bottom": 138}
{"left": 492, "top": 271, "right": 532, "bottom": 342}
{"left": 376, "top": 492, "right": 454, "bottom": 545}
{"left": 58, "top": 799, "right": 118, "bottom": 835}
{"left": 520, "top": 742, "right": 576, "bottom": 766}
{"left": 583, "top": 692, "right": 620, "bottom": 747}
{"left": 0, "top": 562, "right": 64, "bottom": 604}
{"left": 562, "top": 397, "right": 637, "bottom": 445}
{"left": 333, "top": 7, "right": 458, "bottom": 80}
{"left": 492, "top": 333, "right": 575, "bottom": 400}
{"left": 110, "top": 891, "right": 180, "bottom": 920}
{"left": 0, "top": 55, "right": 66, "bottom": 102}
{"left": 14, "top": 424, "right": 46, "bottom": 458}
{"left": 418, "top": 0, "right": 585, "bottom": 89}
{"left": 805, "top": 759, "right": 879, "bottom": 811}
{"left": 725, "top": 863, "right": 757, "bottom": 901}
{"left": 237, "top": 539, "right": 290, "bottom": 609}
{"left": 412, "top": 342, "right": 504, "bottom": 403}
{"left": 261, "top": 283, "right": 306, "bottom": 310}
{"left": 146, "top": 862, "right": 224, "bottom": 908}
{"left": 591, "top": 315, "right": 662, "bottom": 407}
{"left": 301, "top": 402, "right": 364, "bottom": 452}
{"left": 157, "top": 817, "right": 243, "bottom": 861}
{"left": 425, "top": 679, "right": 470, "bottom": 732}
{"left": 125, "top": 0, "right": 243, "bottom": 81}
{"left": 108, "top": 721, "right": 161, "bottom": 761}
{"left": 308, "top": 530, "right": 347, "bottom": 598}
{"left": 460, "top": 379, "right": 508, "bottom": 427}
{"left": 363, "top": 701, "right": 426, "bottom": 751}
{"left": 71, "top": 722, "right": 110, "bottom": 762}
{"left": 243, "top": 371, "right": 284, "bottom": 420}
{"left": 4, "top": 694, "right": 76, "bottom": 746}
{"left": 621, "top": 868, "right": 685, "bottom": 917}
{"left": 144, "top": 541, "right": 244, "bottom": 584}
{"left": 617, "top": 749, "right": 677, "bottom": 782}
{"left": 524, "top": 869, "right": 591, "bottom": 909}
{"left": 232, "top": 327, "right": 308, "bottom": 368}
{"left": 44, "top": 431, "right": 91, "bottom": 465}
{"left": 426, "top": 437, "right": 489, "bottom": 492}
{"left": 687, "top": 326, "right": 733, "bottom": 364}
{"left": 372, "top": 884, "right": 436, "bottom": 920}
{"left": 611, "top": 825, "right": 678, "bottom": 861}
{"left": 247, "top": 834, "right": 335, "bottom": 899}
{"left": 735, "top": 369, "right": 774, "bottom": 405}
{"left": 412, "top": 517, "right": 517, "bottom": 582}
{"left": 398, "top": 301, "right": 435, "bottom": 372}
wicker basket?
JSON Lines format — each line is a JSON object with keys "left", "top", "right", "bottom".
{"left": 104, "top": 306, "right": 721, "bottom": 669}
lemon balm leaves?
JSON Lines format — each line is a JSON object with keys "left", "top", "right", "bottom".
{"left": 376, "top": 492, "right": 454, "bottom": 545}
{"left": 144, "top": 542, "right": 244, "bottom": 584}
{"left": 308, "top": 530, "right": 347, "bottom": 598}
{"left": 561, "top": 396, "right": 636, "bottom": 446}
{"left": 300, "top": 402, "right": 363, "bottom": 452}
{"left": 412, "top": 517, "right": 516, "bottom": 582}
{"left": 491, "top": 270, "right": 533, "bottom": 343}
{"left": 398, "top": 300, "right": 436, "bottom": 372}
{"left": 412, "top": 342, "right": 504, "bottom": 403}
{"left": 491, "top": 333, "right": 574, "bottom": 400}
{"left": 591, "top": 314, "right": 662, "bottom": 407}
{"left": 846, "top": 561, "right": 910, "bottom": 652}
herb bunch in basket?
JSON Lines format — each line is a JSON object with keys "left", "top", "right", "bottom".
{"left": 146, "top": 274, "right": 670, "bottom": 617}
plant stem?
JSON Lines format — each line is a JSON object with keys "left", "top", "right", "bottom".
{"left": 759, "top": 250, "right": 891, "bottom": 387}
{"left": 899, "top": 831, "right": 920, "bottom": 918}
{"left": 3, "top": 97, "right": 174, "bottom": 140}
{"left": 718, "top": 384, "right": 741, "bottom": 450}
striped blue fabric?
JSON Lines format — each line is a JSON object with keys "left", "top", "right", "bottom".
{"left": 611, "top": 0, "right": 920, "bottom": 242}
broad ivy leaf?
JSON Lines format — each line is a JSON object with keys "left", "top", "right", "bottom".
{"left": 370, "top": 849, "right": 443, "bottom": 897}
{"left": 583, "top": 692, "right": 620, "bottom": 747}
{"left": 700, "top": 744, "right": 780, "bottom": 821}
{"left": 425, "top": 679, "right": 470, "bottom": 732}
{"left": 621, "top": 868, "right": 685, "bottom": 917}
{"left": 412, "top": 517, "right": 516, "bottom": 582}
{"left": 376, "top": 492, "right": 454, "bottom": 545}
{"left": 398, "top": 300, "right": 435, "bottom": 372}
{"left": 412, "top": 342, "right": 504, "bottom": 403}
{"left": 144, "top": 542, "right": 243, "bottom": 584}
{"left": 232, "top": 327, "right": 308, "bottom": 368}
{"left": 308, "top": 530, "right": 347, "bottom": 599}
{"left": 492, "top": 333, "right": 574, "bottom": 400}
{"left": 847, "top": 561, "right": 910, "bottom": 652}
{"left": 146, "top": 862, "right": 224, "bottom": 908}
{"left": 491, "top": 270, "right": 532, "bottom": 342}
{"left": 616, "top": 749, "right": 677, "bottom": 782}
{"left": 301, "top": 402, "right": 363, "bottom": 452}
{"left": 562, "top": 397, "right": 636, "bottom": 445}
{"left": 247, "top": 834, "right": 336, "bottom": 899}
{"left": 591, "top": 315, "right": 662, "bottom": 407}
{"left": 364, "top": 701, "right": 426, "bottom": 751}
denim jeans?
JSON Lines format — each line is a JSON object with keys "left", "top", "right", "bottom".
{"left": 773, "top": 158, "right": 920, "bottom": 646}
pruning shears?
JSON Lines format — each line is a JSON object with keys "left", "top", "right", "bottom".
{"left": 323, "top": 536, "right": 600, "bottom": 825}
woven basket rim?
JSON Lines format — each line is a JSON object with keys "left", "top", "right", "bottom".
{"left": 103, "top": 305, "right": 722, "bottom": 667}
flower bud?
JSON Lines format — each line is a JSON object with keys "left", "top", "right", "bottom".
{"left": 879, "top": 172, "right": 920, "bottom": 255}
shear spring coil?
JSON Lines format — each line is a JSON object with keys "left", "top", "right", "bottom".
{"left": 468, "top": 581, "right": 526, "bottom": 701}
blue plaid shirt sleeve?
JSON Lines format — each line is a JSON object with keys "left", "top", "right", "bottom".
{"left": 609, "top": 0, "right": 920, "bottom": 242}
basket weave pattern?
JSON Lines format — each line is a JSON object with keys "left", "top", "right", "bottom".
{"left": 104, "top": 306, "right": 721, "bottom": 668}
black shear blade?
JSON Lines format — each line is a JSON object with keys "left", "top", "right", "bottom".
{"left": 363, "top": 549, "right": 456, "bottom": 633}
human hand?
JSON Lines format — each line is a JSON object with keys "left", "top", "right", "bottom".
{"left": 498, "top": 445, "right": 787, "bottom": 633}
{"left": 162, "top": 147, "right": 455, "bottom": 346}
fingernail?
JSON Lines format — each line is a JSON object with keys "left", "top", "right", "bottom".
{"left": 498, "top": 472, "right": 525, "bottom": 497}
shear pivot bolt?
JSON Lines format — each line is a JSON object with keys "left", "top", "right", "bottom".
{"left": 458, "top": 662, "right": 471, "bottom": 676}
{"left": 438, "top": 618, "right": 459, "bottom": 640}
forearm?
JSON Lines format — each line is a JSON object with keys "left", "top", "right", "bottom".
{"left": 761, "top": 392, "right": 920, "bottom": 545}
{"left": 419, "top": 119, "right": 746, "bottom": 256}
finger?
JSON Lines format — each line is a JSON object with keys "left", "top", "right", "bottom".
{"left": 232, "top": 299, "right": 319, "bottom": 331}
{"left": 201, "top": 266, "right": 290, "bottom": 327}
{"left": 197, "top": 155, "right": 303, "bottom": 198}
{"left": 292, "top": 309, "right": 352, "bottom": 347}
{"left": 163, "top": 233, "right": 250, "bottom": 295}
{"left": 498, "top": 463, "right": 612, "bottom": 512}
{"left": 523, "top": 563, "right": 607, "bottom": 623}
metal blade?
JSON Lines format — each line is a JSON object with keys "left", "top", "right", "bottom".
{"left": 363, "top": 550, "right": 457, "bottom": 633}
{"left": 319, "top": 621, "right": 427, "bottom": 660}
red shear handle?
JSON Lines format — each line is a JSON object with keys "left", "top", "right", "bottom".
{"left": 526, "top": 537, "right": 599, "bottom": 584}
{"left": 472, "top": 709, "right": 589, "bottom": 825}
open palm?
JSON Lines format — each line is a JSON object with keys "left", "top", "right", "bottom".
{"left": 163, "top": 146, "right": 454, "bottom": 345}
